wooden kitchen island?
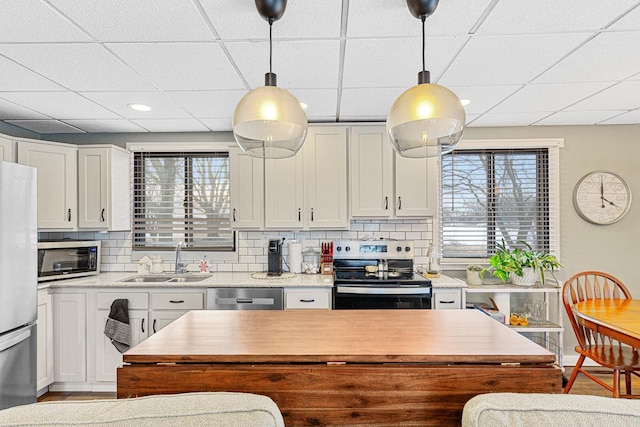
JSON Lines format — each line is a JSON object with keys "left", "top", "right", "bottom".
{"left": 118, "top": 309, "right": 562, "bottom": 426}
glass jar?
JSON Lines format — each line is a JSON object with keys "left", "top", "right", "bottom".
{"left": 302, "top": 250, "right": 320, "bottom": 274}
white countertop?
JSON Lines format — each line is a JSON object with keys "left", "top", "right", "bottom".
{"left": 38, "top": 271, "right": 464, "bottom": 290}
{"left": 39, "top": 271, "right": 335, "bottom": 289}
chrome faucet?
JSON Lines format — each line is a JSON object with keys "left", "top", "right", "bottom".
{"left": 175, "top": 242, "right": 188, "bottom": 274}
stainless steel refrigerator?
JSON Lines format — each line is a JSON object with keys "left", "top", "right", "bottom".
{"left": 0, "top": 161, "right": 37, "bottom": 410}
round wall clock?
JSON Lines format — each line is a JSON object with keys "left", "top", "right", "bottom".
{"left": 573, "top": 171, "right": 632, "bottom": 225}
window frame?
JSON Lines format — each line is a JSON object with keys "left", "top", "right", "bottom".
{"left": 436, "top": 138, "right": 563, "bottom": 270}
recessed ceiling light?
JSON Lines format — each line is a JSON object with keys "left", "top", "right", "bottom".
{"left": 300, "top": 102, "right": 308, "bottom": 110}
{"left": 128, "top": 103, "right": 152, "bottom": 112}
{"left": 460, "top": 99, "right": 471, "bottom": 106}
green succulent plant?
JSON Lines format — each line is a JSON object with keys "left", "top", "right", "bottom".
{"left": 482, "top": 240, "right": 562, "bottom": 285}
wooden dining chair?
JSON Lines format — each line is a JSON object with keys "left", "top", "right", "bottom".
{"left": 562, "top": 271, "right": 640, "bottom": 398}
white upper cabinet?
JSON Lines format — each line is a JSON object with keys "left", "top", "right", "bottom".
{"left": 303, "top": 126, "right": 348, "bottom": 229}
{"left": 78, "top": 145, "right": 131, "bottom": 231}
{"left": 229, "top": 148, "right": 263, "bottom": 229}
{"left": 0, "top": 135, "right": 15, "bottom": 162}
{"left": 265, "top": 126, "right": 348, "bottom": 230}
{"left": 350, "top": 126, "right": 437, "bottom": 218}
{"left": 18, "top": 140, "right": 78, "bottom": 230}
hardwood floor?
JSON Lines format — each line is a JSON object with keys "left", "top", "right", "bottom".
{"left": 37, "top": 367, "right": 640, "bottom": 402}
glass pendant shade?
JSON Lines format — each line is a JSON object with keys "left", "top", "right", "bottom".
{"left": 233, "top": 85, "right": 308, "bottom": 159}
{"left": 387, "top": 82, "right": 466, "bottom": 158}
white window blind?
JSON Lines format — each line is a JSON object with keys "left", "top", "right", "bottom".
{"left": 440, "top": 148, "right": 556, "bottom": 259}
{"left": 132, "top": 151, "right": 234, "bottom": 251}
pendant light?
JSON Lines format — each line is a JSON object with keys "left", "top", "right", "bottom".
{"left": 232, "top": 0, "right": 308, "bottom": 159}
{"left": 386, "top": 0, "right": 465, "bottom": 158}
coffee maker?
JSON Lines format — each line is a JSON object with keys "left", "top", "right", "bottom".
{"left": 267, "top": 239, "right": 283, "bottom": 276}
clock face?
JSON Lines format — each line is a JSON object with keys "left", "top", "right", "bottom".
{"left": 573, "top": 171, "right": 632, "bottom": 225}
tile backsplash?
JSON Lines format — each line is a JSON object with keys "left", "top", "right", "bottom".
{"left": 40, "top": 219, "right": 433, "bottom": 274}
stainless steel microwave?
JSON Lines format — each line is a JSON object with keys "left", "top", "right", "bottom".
{"left": 37, "top": 241, "right": 101, "bottom": 282}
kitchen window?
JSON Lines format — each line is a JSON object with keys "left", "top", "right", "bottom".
{"left": 439, "top": 139, "right": 561, "bottom": 264}
{"left": 132, "top": 151, "right": 234, "bottom": 251}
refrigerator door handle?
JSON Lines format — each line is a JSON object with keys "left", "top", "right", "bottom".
{"left": 0, "top": 329, "right": 31, "bottom": 353}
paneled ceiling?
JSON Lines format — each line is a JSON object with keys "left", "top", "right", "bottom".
{"left": 1, "top": 0, "right": 639, "bottom": 134}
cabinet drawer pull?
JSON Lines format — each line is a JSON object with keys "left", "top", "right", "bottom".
{"left": 100, "top": 208, "right": 105, "bottom": 222}
{"left": 169, "top": 300, "right": 185, "bottom": 304}
{"left": 153, "top": 319, "right": 157, "bottom": 334}
{"left": 300, "top": 299, "right": 315, "bottom": 303}
{"left": 67, "top": 208, "right": 71, "bottom": 222}
{"left": 141, "top": 318, "right": 145, "bottom": 333}
{"left": 438, "top": 300, "right": 455, "bottom": 304}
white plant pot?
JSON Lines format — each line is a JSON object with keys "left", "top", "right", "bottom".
{"left": 509, "top": 268, "right": 538, "bottom": 286}
{"left": 466, "top": 270, "right": 483, "bottom": 285}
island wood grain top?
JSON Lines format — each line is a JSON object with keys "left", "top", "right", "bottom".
{"left": 123, "top": 309, "right": 555, "bottom": 365}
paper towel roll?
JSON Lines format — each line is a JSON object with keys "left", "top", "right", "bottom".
{"left": 288, "top": 242, "right": 303, "bottom": 274}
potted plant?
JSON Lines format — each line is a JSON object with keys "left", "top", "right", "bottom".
{"left": 483, "top": 240, "right": 562, "bottom": 286}
{"left": 466, "top": 264, "right": 484, "bottom": 285}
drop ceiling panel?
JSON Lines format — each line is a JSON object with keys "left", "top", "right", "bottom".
{"left": 0, "top": 0, "right": 91, "bottom": 42}
{"left": 342, "top": 37, "right": 466, "bottom": 88}
{"left": 491, "top": 82, "right": 613, "bottom": 114}
{"left": 288, "top": 89, "right": 338, "bottom": 119}
{"left": 0, "top": 92, "right": 120, "bottom": 119}
{"left": 0, "top": 56, "right": 65, "bottom": 91}
{"left": 200, "top": 118, "right": 232, "bottom": 131}
{"left": 568, "top": 80, "right": 640, "bottom": 111}
{"left": 607, "top": 4, "right": 640, "bottom": 30}
{"left": 48, "top": 0, "right": 215, "bottom": 42}
{"left": 439, "top": 33, "right": 591, "bottom": 86}
{"left": 63, "top": 119, "right": 147, "bottom": 133}
{"left": 226, "top": 40, "right": 340, "bottom": 89}
{"left": 535, "top": 32, "right": 640, "bottom": 83}
{"left": 535, "top": 110, "right": 626, "bottom": 125}
{"left": 108, "top": 42, "right": 245, "bottom": 91}
{"left": 80, "top": 92, "right": 191, "bottom": 119}
{"left": 340, "top": 87, "right": 403, "bottom": 119}
{"left": 131, "top": 118, "right": 209, "bottom": 132}
{"left": 475, "top": 0, "right": 640, "bottom": 35}
{"left": 447, "top": 85, "right": 520, "bottom": 115}
{"left": 200, "top": 0, "right": 342, "bottom": 39}
{"left": 5, "top": 120, "right": 84, "bottom": 134}
{"left": 347, "top": 0, "right": 494, "bottom": 37}
{"left": 0, "top": 98, "right": 49, "bottom": 120}
{"left": 600, "top": 109, "right": 640, "bottom": 124}
{"left": 0, "top": 44, "right": 155, "bottom": 91}
{"left": 166, "top": 90, "right": 247, "bottom": 118}
{"left": 470, "top": 112, "right": 551, "bottom": 127}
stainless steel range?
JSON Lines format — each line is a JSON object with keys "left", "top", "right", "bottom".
{"left": 332, "top": 240, "right": 432, "bottom": 310}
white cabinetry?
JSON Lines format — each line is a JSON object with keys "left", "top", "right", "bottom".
{"left": 78, "top": 145, "right": 131, "bottom": 231}
{"left": 0, "top": 135, "right": 15, "bottom": 162}
{"left": 349, "top": 126, "right": 437, "bottom": 218}
{"left": 36, "top": 290, "right": 54, "bottom": 391}
{"left": 52, "top": 293, "right": 86, "bottom": 383}
{"left": 432, "top": 288, "right": 463, "bottom": 310}
{"left": 265, "top": 126, "right": 348, "bottom": 229}
{"left": 284, "top": 287, "right": 332, "bottom": 309}
{"left": 17, "top": 140, "right": 77, "bottom": 230}
{"left": 150, "top": 291, "right": 204, "bottom": 334}
{"left": 230, "top": 149, "right": 263, "bottom": 229}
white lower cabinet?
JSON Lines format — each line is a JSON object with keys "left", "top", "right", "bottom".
{"left": 36, "top": 290, "right": 54, "bottom": 391}
{"left": 0, "top": 135, "right": 15, "bottom": 162}
{"left": 284, "top": 287, "right": 332, "bottom": 309}
{"left": 432, "top": 288, "right": 464, "bottom": 309}
{"left": 52, "top": 293, "right": 86, "bottom": 383}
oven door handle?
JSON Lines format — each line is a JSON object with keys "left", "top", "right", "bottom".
{"left": 335, "top": 286, "right": 431, "bottom": 295}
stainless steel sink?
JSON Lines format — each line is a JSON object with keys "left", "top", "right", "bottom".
{"left": 168, "top": 275, "right": 212, "bottom": 283}
{"left": 118, "top": 276, "right": 172, "bottom": 283}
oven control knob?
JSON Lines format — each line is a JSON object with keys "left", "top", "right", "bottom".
{"left": 345, "top": 246, "right": 351, "bottom": 252}
{"left": 396, "top": 246, "right": 402, "bottom": 252}
{"left": 405, "top": 246, "right": 411, "bottom": 252}
{"left": 336, "top": 246, "right": 342, "bottom": 252}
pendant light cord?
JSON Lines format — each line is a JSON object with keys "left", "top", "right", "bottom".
{"left": 421, "top": 14, "right": 426, "bottom": 73}
{"left": 269, "top": 17, "right": 274, "bottom": 75}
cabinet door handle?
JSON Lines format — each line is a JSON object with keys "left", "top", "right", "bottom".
{"left": 67, "top": 208, "right": 71, "bottom": 222}
{"left": 153, "top": 319, "right": 157, "bottom": 334}
{"left": 298, "top": 208, "right": 301, "bottom": 222}
{"left": 300, "top": 299, "right": 315, "bottom": 303}
{"left": 398, "top": 196, "right": 402, "bottom": 210}
{"left": 100, "top": 208, "right": 105, "bottom": 222}
{"left": 232, "top": 208, "right": 237, "bottom": 222}
{"left": 141, "top": 318, "right": 145, "bottom": 333}
{"left": 169, "top": 300, "right": 184, "bottom": 304}
{"left": 310, "top": 208, "right": 314, "bottom": 221}
{"left": 384, "top": 196, "right": 388, "bottom": 210}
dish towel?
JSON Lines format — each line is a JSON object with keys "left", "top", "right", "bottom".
{"left": 104, "top": 298, "right": 131, "bottom": 353}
